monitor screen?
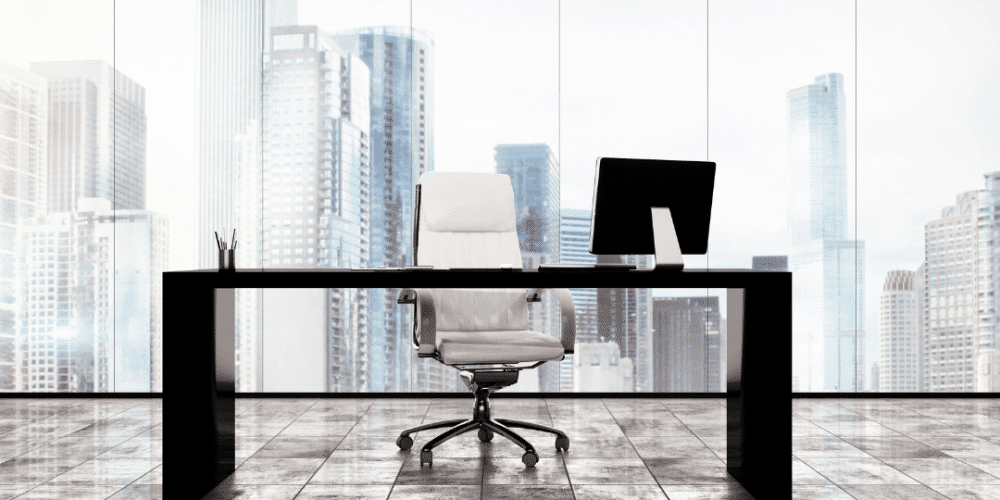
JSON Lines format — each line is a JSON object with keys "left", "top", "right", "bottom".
{"left": 589, "top": 157, "right": 716, "bottom": 256}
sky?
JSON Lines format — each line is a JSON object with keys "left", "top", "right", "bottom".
{"left": 3, "top": 0, "right": 1000, "bottom": 381}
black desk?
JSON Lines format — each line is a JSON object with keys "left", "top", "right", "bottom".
{"left": 164, "top": 268, "right": 791, "bottom": 499}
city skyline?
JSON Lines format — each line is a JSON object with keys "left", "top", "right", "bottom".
{"left": 2, "top": 1, "right": 1000, "bottom": 391}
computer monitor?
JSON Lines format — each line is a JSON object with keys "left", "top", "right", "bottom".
{"left": 589, "top": 157, "right": 716, "bottom": 270}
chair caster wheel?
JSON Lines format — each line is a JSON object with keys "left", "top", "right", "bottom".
{"left": 522, "top": 450, "right": 538, "bottom": 467}
{"left": 555, "top": 436, "right": 570, "bottom": 452}
{"left": 478, "top": 428, "right": 494, "bottom": 442}
{"left": 420, "top": 450, "right": 433, "bottom": 467}
{"left": 396, "top": 435, "right": 413, "bottom": 450}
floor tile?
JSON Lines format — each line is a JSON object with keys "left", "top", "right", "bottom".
{"left": 481, "top": 484, "right": 573, "bottom": 500}
{"left": 387, "top": 485, "right": 480, "bottom": 499}
{"left": 643, "top": 457, "right": 738, "bottom": 485}
{"left": 562, "top": 456, "right": 657, "bottom": 484}
{"left": 570, "top": 484, "right": 668, "bottom": 500}
{"left": 395, "top": 457, "right": 483, "bottom": 485}
{"left": 880, "top": 457, "right": 1000, "bottom": 485}
{"left": 294, "top": 484, "right": 391, "bottom": 499}
{"left": 796, "top": 456, "right": 921, "bottom": 485}
{"left": 838, "top": 484, "right": 952, "bottom": 499}
{"left": 309, "top": 457, "right": 404, "bottom": 484}
{"left": 791, "top": 485, "right": 857, "bottom": 499}
{"left": 482, "top": 457, "right": 570, "bottom": 485}
{"left": 926, "top": 484, "right": 1000, "bottom": 500}
{"left": 229, "top": 457, "right": 325, "bottom": 485}
{"left": 658, "top": 484, "right": 755, "bottom": 500}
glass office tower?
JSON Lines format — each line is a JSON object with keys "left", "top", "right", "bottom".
{"left": 30, "top": 60, "right": 146, "bottom": 213}
{"left": 496, "top": 143, "right": 561, "bottom": 392}
{"left": 261, "top": 25, "right": 371, "bottom": 392}
{"left": 560, "top": 208, "right": 597, "bottom": 391}
{"left": 330, "top": 27, "right": 436, "bottom": 392}
{"left": 787, "top": 73, "right": 866, "bottom": 392}
{"left": 652, "top": 297, "right": 721, "bottom": 392}
{"left": 0, "top": 62, "right": 47, "bottom": 391}
{"left": 16, "top": 198, "right": 168, "bottom": 392}
{"left": 198, "top": 0, "right": 297, "bottom": 392}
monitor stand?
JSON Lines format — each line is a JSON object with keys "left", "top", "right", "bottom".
{"left": 651, "top": 207, "right": 684, "bottom": 271}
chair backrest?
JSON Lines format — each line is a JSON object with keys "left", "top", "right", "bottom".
{"left": 414, "top": 172, "right": 528, "bottom": 332}
{"left": 415, "top": 172, "right": 523, "bottom": 269}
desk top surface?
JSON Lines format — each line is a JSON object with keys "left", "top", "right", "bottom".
{"left": 164, "top": 267, "right": 790, "bottom": 289}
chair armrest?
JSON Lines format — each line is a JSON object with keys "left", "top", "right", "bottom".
{"left": 397, "top": 288, "right": 437, "bottom": 358}
{"left": 549, "top": 288, "right": 576, "bottom": 354}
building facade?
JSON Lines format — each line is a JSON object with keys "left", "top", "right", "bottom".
{"left": 15, "top": 198, "right": 167, "bottom": 392}
{"left": 0, "top": 62, "right": 47, "bottom": 390}
{"left": 559, "top": 208, "right": 598, "bottom": 391}
{"left": 496, "top": 143, "right": 561, "bottom": 392}
{"left": 879, "top": 271, "right": 921, "bottom": 391}
{"left": 262, "top": 25, "right": 372, "bottom": 392}
{"left": 973, "top": 173, "right": 1000, "bottom": 391}
{"left": 330, "top": 26, "right": 435, "bottom": 392}
{"left": 30, "top": 60, "right": 145, "bottom": 213}
{"left": 597, "top": 254, "right": 653, "bottom": 392}
{"left": 787, "top": 73, "right": 866, "bottom": 392}
{"left": 573, "top": 341, "right": 633, "bottom": 392}
{"left": 651, "top": 296, "right": 721, "bottom": 392}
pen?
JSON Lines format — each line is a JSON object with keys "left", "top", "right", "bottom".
{"left": 215, "top": 231, "right": 221, "bottom": 250}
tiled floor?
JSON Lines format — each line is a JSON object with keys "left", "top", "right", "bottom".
{"left": 0, "top": 398, "right": 161, "bottom": 499}
{"left": 2, "top": 398, "right": 1000, "bottom": 499}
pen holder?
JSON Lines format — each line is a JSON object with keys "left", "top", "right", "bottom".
{"left": 219, "top": 249, "right": 235, "bottom": 272}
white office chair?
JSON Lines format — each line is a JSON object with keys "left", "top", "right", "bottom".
{"left": 395, "top": 172, "right": 576, "bottom": 467}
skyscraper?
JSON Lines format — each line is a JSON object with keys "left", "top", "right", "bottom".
{"left": 972, "top": 172, "right": 1000, "bottom": 392}
{"left": 560, "top": 208, "right": 597, "bottom": 391}
{"left": 260, "top": 25, "right": 371, "bottom": 392}
{"left": 923, "top": 175, "right": 1000, "bottom": 392}
{"left": 30, "top": 60, "right": 145, "bottom": 212}
{"left": 652, "top": 296, "right": 721, "bottom": 392}
{"left": 597, "top": 254, "right": 653, "bottom": 392}
{"left": 330, "top": 27, "right": 435, "bottom": 392}
{"left": 0, "top": 62, "right": 47, "bottom": 391}
{"left": 787, "top": 73, "right": 865, "bottom": 392}
{"left": 197, "top": 0, "right": 297, "bottom": 268}
{"left": 879, "top": 271, "right": 921, "bottom": 391}
{"left": 197, "top": 0, "right": 296, "bottom": 392}
{"left": 16, "top": 198, "right": 168, "bottom": 392}
{"left": 496, "top": 143, "right": 561, "bottom": 392}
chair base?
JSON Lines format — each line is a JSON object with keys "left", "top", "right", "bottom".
{"left": 396, "top": 386, "right": 569, "bottom": 467}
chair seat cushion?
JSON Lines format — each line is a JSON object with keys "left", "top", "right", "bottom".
{"left": 436, "top": 330, "right": 566, "bottom": 365}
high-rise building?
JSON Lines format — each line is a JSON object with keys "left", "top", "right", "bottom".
{"left": 652, "top": 296, "right": 721, "bottom": 392}
{"left": 787, "top": 73, "right": 866, "bottom": 392}
{"left": 879, "top": 271, "right": 921, "bottom": 391}
{"left": 261, "top": 25, "right": 372, "bottom": 392}
{"left": 559, "top": 208, "right": 597, "bottom": 391}
{"left": 197, "top": 0, "right": 296, "bottom": 268}
{"left": 973, "top": 172, "right": 1000, "bottom": 392}
{"left": 924, "top": 183, "right": 987, "bottom": 391}
{"left": 0, "top": 62, "right": 47, "bottom": 391}
{"left": 597, "top": 254, "right": 653, "bottom": 392}
{"left": 573, "top": 341, "right": 633, "bottom": 392}
{"left": 496, "top": 143, "right": 561, "bottom": 392}
{"left": 30, "top": 60, "right": 145, "bottom": 212}
{"left": 330, "top": 27, "right": 435, "bottom": 392}
{"left": 16, "top": 198, "right": 167, "bottom": 392}
{"left": 197, "top": 0, "right": 296, "bottom": 391}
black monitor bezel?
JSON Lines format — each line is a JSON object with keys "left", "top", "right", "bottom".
{"left": 589, "top": 157, "right": 716, "bottom": 256}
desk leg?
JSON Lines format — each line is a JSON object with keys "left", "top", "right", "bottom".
{"left": 727, "top": 287, "right": 792, "bottom": 499}
{"left": 164, "top": 284, "right": 235, "bottom": 499}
